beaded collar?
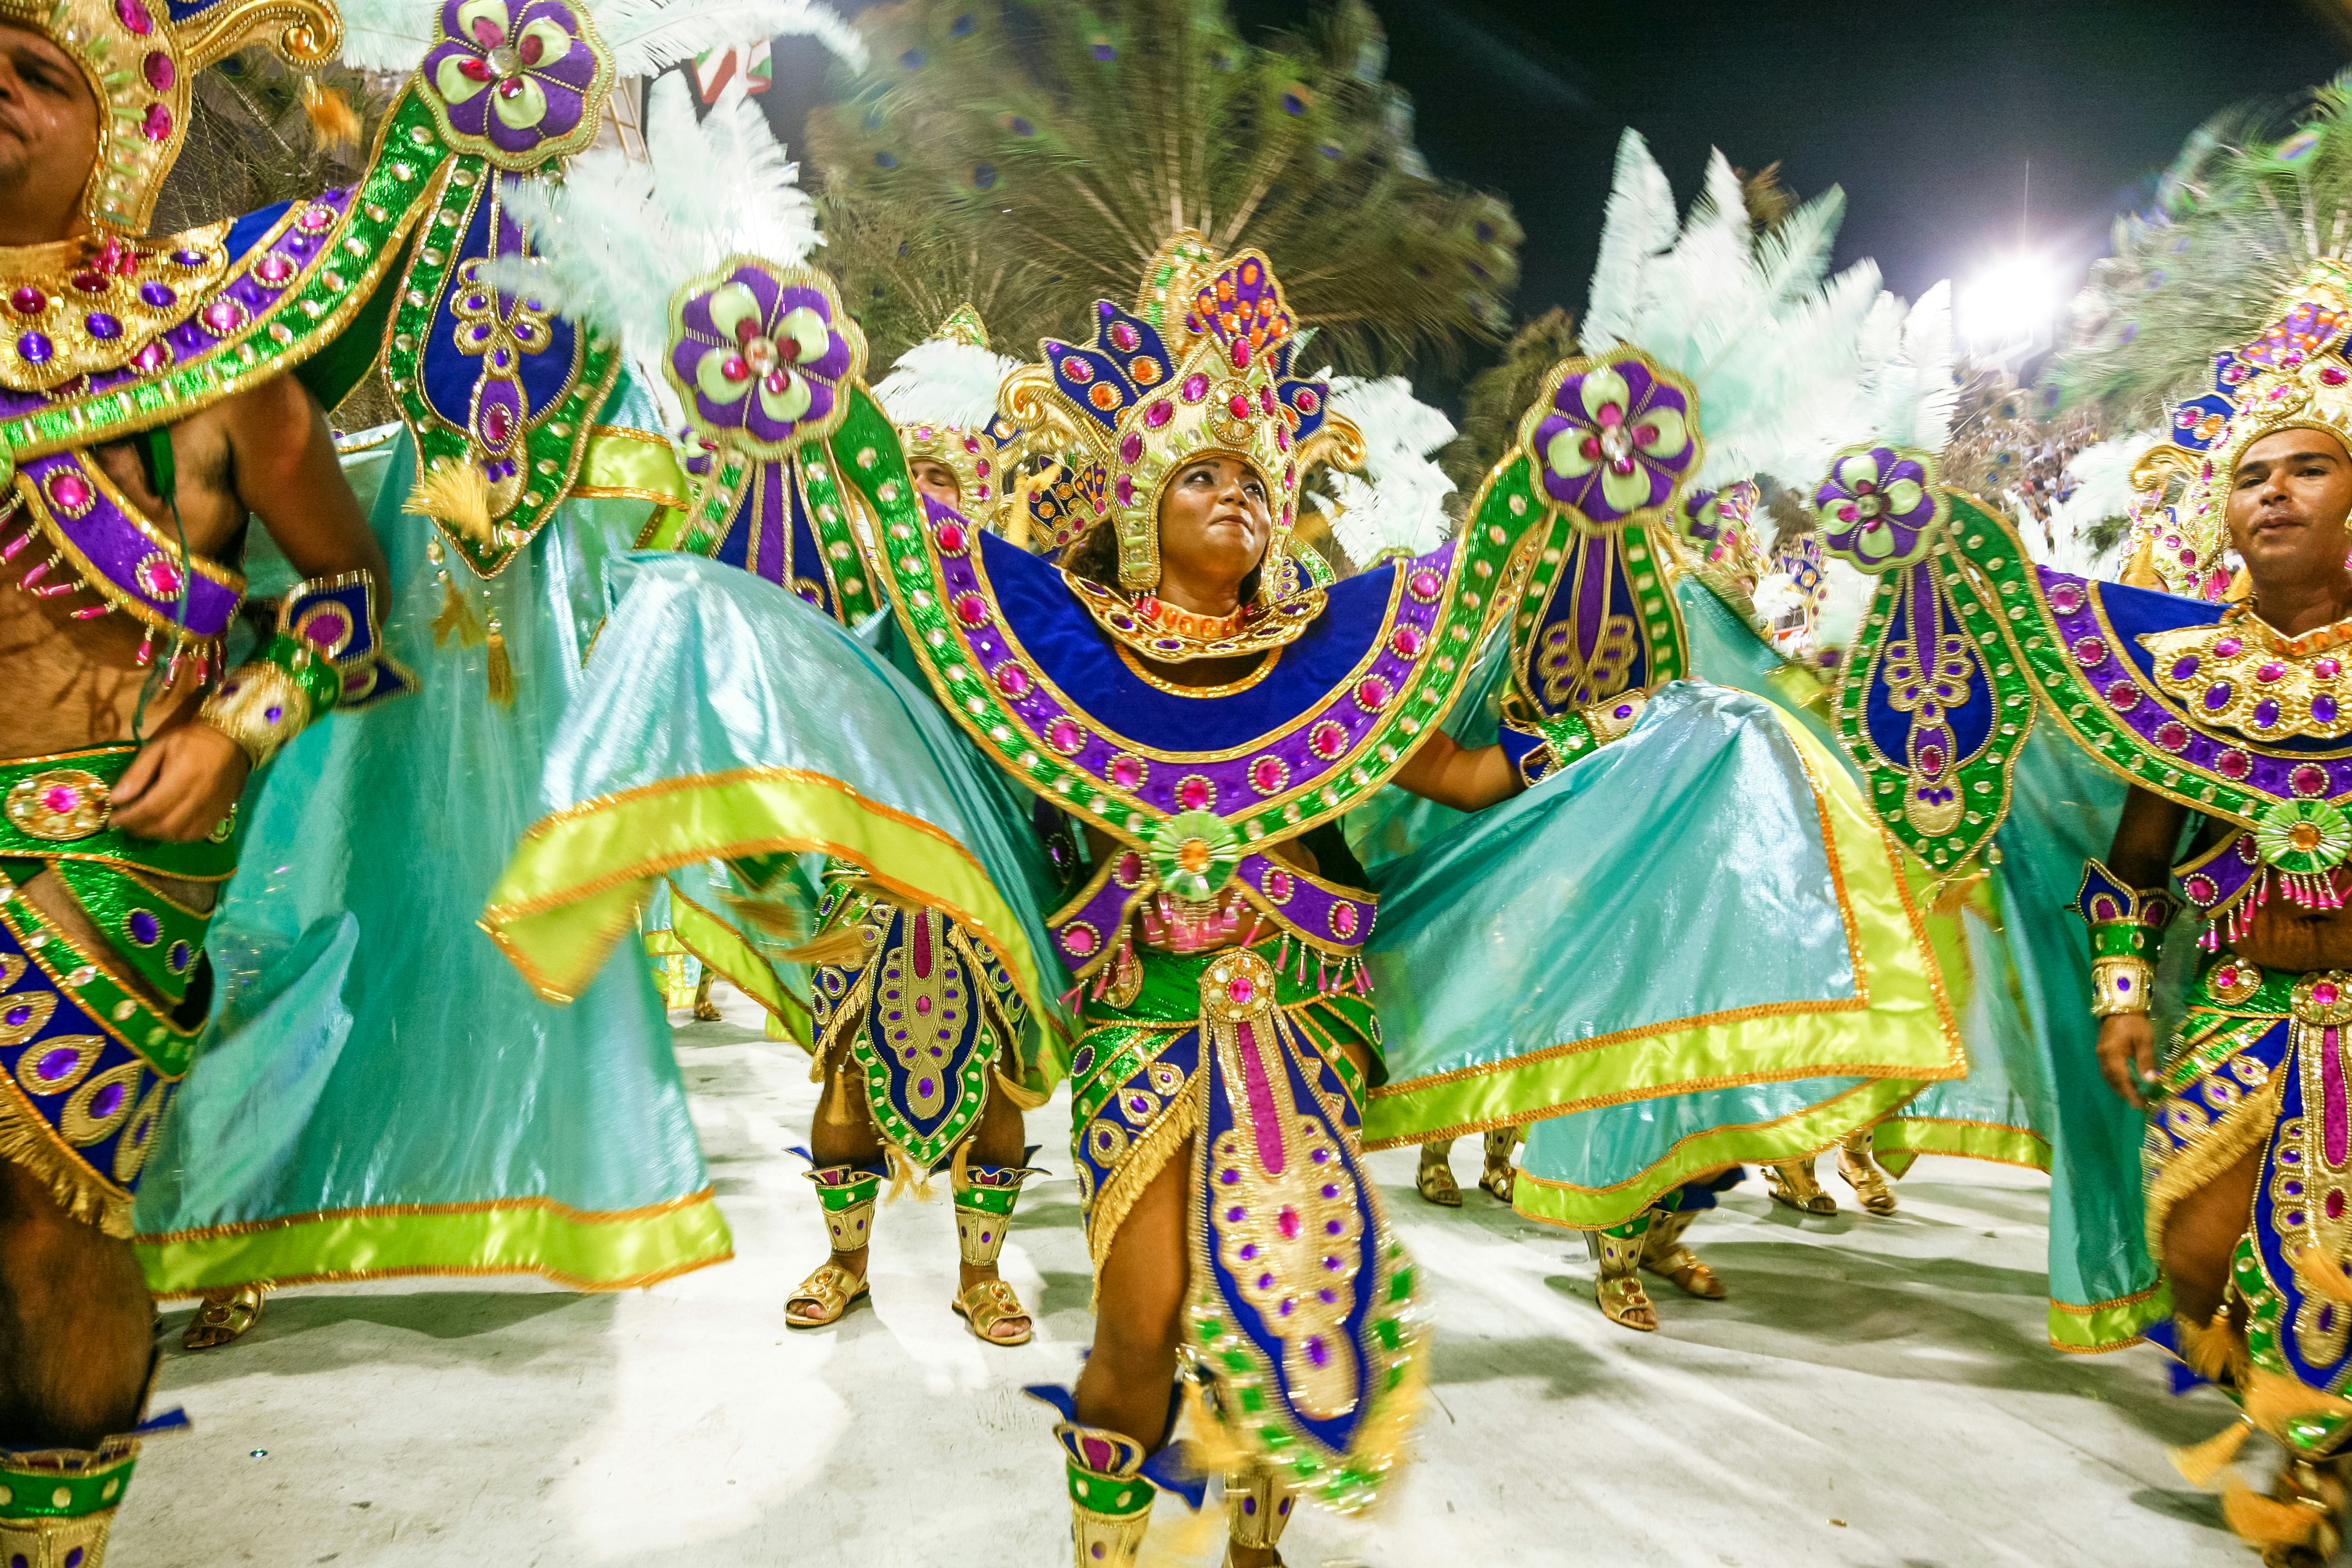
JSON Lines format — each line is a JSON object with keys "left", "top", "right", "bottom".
{"left": 2142, "top": 602, "right": 2352, "bottom": 742}
{"left": 1062, "top": 570, "right": 1323, "bottom": 663}
{"left": 0, "top": 230, "right": 233, "bottom": 394}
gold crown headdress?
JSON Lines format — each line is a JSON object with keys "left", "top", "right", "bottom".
{"left": 0, "top": 0, "right": 342, "bottom": 236}
{"left": 1000, "top": 240, "right": 1361, "bottom": 603}
{"left": 871, "top": 302, "right": 1027, "bottom": 529}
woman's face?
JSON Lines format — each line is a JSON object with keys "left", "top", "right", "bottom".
{"left": 908, "top": 458, "right": 962, "bottom": 512}
{"left": 1155, "top": 455, "right": 1271, "bottom": 601}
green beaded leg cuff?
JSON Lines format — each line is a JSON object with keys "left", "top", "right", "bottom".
{"left": 1055, "top": 1422, "right": 1154, "bottom": 1568}
{"left": 806, "top": 1164, "right": 882, "bottom": 1254}
{"left": 0, "top": 1435, "right": 139, "bottom": 1568}
{"left": 953, "top": 1162, "right": 1044, "bottom": 1268}
{"left": 1225, "top": 1464, "right": 1295, "bottom": 1552}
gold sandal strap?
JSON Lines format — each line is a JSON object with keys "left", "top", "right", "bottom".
{"left": 787, "top": 1262, "right": 866, "bottom": 1318}
{"left": 957, "top": 1278, "right": 1029, "bottom": 1332}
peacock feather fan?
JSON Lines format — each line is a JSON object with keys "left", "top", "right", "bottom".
{"left": 2052, "top": 72, "right": 2352, "bottom": 426}
{"left": 804, "top": 0, "right": 1522, "bottom": 371}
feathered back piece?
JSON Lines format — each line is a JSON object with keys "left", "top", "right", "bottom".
{"left": 805, "top": 0, "right": 1521, "bottom": 370}
{"left": 1575, "top": 129, "right": 1953, "bottom": 494}
{"left": 1311, "top": 374, "right": 1458, "bottom": 565}
{"left": 2053, "top": 73, "right": 2352, "bottom": 427}
{"left": 872, "top": 307, "right": 1030, "bottom": 528}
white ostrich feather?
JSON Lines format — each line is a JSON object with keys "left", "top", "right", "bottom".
{"left": 1315, "top": 374, "right": 1458, "bottom": 563}
{"left": 1749, "top": 570, "right": 1807, "bottom": 625}
{"left": 2032, "top": 433, "right": 2149, "bottom": 578}
{"left": 873, "top": 339, "right": 1024, "bottom": 429}
{"left": 1581, "top": 131, "right": 1679, "bottom": 351}
{"left": 1812, "top": 558, "right": 1878, "bottom": 653}
{"left": 337, "top": 0, "right": 863, "bottom": 80}
{"left": 488, "top": 75, "right": 820, "bottom": 378}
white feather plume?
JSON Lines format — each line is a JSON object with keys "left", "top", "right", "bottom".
{"left": 488, "top": 75, "right": 820, "bottom": 381}
{"left": 1313, "top": 374, "right": 1458, "bottom": 564}
{"left": 1576, "top": 130, "right": 1955, "bottom": 497}
{"left": 2028, "top": 433, "right": 2149, "bottom": 578}
{"left": 873, "top": 338, "right": 1025, "bottom": 429}
{"left": 1812, "top": 558, "right": 1878, "bottom": 653}
{"left": 337, "top": 0, "right": 863, "bottom": 78}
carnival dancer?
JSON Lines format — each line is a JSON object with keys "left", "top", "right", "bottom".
{"left": 0, "top": 0, "right": 426, "bottom": 1554}
{"left": 129, "top": 2, "right": 864, "bottom": 1348}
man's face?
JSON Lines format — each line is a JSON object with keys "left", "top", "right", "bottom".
{"left": 908, "top": 458, "right": 962, "bottom": 512}
{"left": 0, "top": 23, "right": 97, "bottom": 242}
{"left": 2228, "top": 427, "right": 2352, "bottom": 587}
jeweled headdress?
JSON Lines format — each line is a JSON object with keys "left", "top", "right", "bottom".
{"left": 870, "top": 303, "right": 1026, "bottom": 529}
{"left": 1000, "top": 247, "right": 1361, "bottom": 601}
{"left": 2128, "top": 262, "right": 2352, "bottom": 597}
{"left": 0, "top": 0, "right": 342, "bottom": 237}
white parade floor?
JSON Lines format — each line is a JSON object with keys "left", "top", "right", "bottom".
{"left": 126, "top": 988, "right": 2250, "bottom": 1567}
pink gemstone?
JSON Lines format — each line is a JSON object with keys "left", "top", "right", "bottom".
{"left": 1143, "top": 400, "right": 1173, "bottom": 429}
{"left": 953, "top": 592, "right": 989, "bottom": 625}
{"left": 136, "top": 554, "right": 184, "bottom": 597}
{"left": 140, "top": 102, "right": 172, "bottom": 143}
{"left": 2155, "top": 721, "right": 2189, "bottom": 753}
{"left": 1229, "top": 339, "right": 1250, "bottom": 369}
{"left": 255, "top": 253, "right": 296, "bottom": 285}
{"left": 2320, "top": 982, "right": 2342, "bottom": 1006}
{"left": 2258, "top": 661, "right": 2286, "bottom": 682}
{"left": 201, "top": 298, "right": 245, "bottom": 333}
{"left": 1391, "top": 624, "right": 1424, "bottom": 658}
{"left": 2218, "top": 749, "right": 2252, "bottom": 780}
{"left": 1108, "top": 754, "right": 1143, "bottom": 787}
{"left": 1276, "top": 1204, "right": 1300, "bottom": 1239}
{"left": 1264, "top": 869, "right": 1294, "bottom": 901}
{"left": 114, "top": 0, "right": 152, "bottom": 33}
{"left": 1331, "top": 903, "right": 1358, "bottom": 938}
{"left": 993, "top": 663, "right": 1031, "bottom": 697}
{"left": 1062, "top": 924, "right": 1097, "bottom": 957}
{"left": 1309, "top": 720, "right": 1347, "bottom": 759}
{"left": 1047, "top": 717, "right": 1084, "bottom": 755}
{"left": 936, "top": 522, "right": 968, "bottom": 554}
{"left": 1119, "top": 432, "right": 1143, "bottom": 464}
{"left": 1250, "top": 756, "right": 1285, "bottom": 794}
{"left": 1227, "top": 974, "right": 1255, "bottom": 1006}
{"left": 142, "top": 48, "right": 172, "bottom": 90}
{"left": 2327, "top": 366, "right": 2350, "bottom": 387}
{"left": 2049, "top": 582, "right": 2085, "bottom": 615}
{"left": 1177, "top": 776, "right": 1211, "bottom": 810}
{"left": 9, "top": 285, "right": 43, "bottom": 315}
{"left": 1114, "top": 474, "right": 1135, "bottom": 506}
{"left": 2184, "top": 875, "right": 2218, "bottom": 904}
{"left": 2104, "top": 681, "right": 2140, "bottom": 711}
{"left": 2323, "top": 658, "right": 2344, "bottom": 680}
{"left": 2072, "top": 637, "right": 2107, "bottom": 668}
{"left": 47, "top": 472, "right": 92, "bottom": 512}
{"left": 2294, "top": 763, "right": 2330, "bottom": 797}
{"left": 39, "top": 785, "right": 78, "bottom": 814}
{"left": 131, "top": 340, "right": 169, "bottom": 372}
{"left": 1408, "top": 568, "right": 1442, "bottom": 600}
{"left": 1110, "top": 322, "right": 1139, "bottom": 351}
{"left": 1060, "top": 355, "right": 1093, "bottom": 384}
{"left": 1227, "top": 392, "right": 1253, "bottom": 420}
{"left": 479, "top": 401, "right": 514, "bottom": 447}
{"left": 1355, "top": 676, "right": 1389, "bottom": 711}
{"left": 1181, "top": 373, "right": 1209, "bottom": 402}
{"left": 1259, "top": 385, "right": 1277, "bottom": 415}
{"left": 2214, "top": 637, "right": 2243, "bottom": 657}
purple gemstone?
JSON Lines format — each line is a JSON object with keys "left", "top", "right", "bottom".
{"left": 1325, "top": 1219, "right": 1342, "bottom": 1234}
{"left": 167, "top": 941, "right": 190, "bottom": 973}
{"left": 85, "top": 311, "right": 121, "bottom": 340}
{"left": 2202, "top": 682, "right": 2232, "bottom": 711}
{"left": 34, "top": 1046, "right": 78, "bottom": 1083}
{"left": 139, "top": 281, "right": 175, "bottom": 308}
{"left": 89, "top": 1081, "right": 125, "bottom": 1121}
{"left": 3, "top": 1004, "right": 28, "bottom": 1027}
{"left": 1238, "top": 1243, "right": 1257, "bottom": 1260}
{"left": 2170, "top": 655, "right": 2200, "bottom": 681}
{"left": 128, "top": 909, "right": 160, "bottom": 946}
{"left": 1221, "top": 1167, "right": 1238, "bottom": 1183}
{"left": 2320, "top": 695, "right": 2341, "bottom": 725}
{"left": 16, "top": 330, "right": 52, "bottom": 363}
{"left": 263, "top": 704, "right": 284, "bottom": 723}
{"left": 1306, "top": 1335, "right": 1328, "bottom": 1366}
{"left": 173, "top": 248, "right": 207, "bottom": 265}
{"left": 1310, "top": 1147, "right": 1330, "bottom": 1163}
{"left": 917, "top": 1076, "right": 935, "bottom": 1096}
{"left": 1128, "top": 1094, "right": 1149, "bottom": 1113}
{"left": 1226, "top": 1205, "right": 1244, "bottom": 1222}
{"left": 1277, "top": 1299, "right": 1294, "bottom": 1316}
{"left": 2256, "top": 698, "right": 2283, "bottom": 729}
{"left": 1320, "top": 1183, "right": 1338, "bottom": 1198}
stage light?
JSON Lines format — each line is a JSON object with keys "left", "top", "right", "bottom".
{"left": 1956, "top": 251, "right": 2060, "bottom": 355}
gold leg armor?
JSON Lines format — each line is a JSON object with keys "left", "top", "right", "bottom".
{"left": 0, "top": 1434, "right": 142, "bottom": 1568}
{"left": 1479, "top": 1128, "right": 1518, "bottom": 1202}
{"left": 1055, "top": 1421, "right": 1155, "bottom": 1568}
{"left": 1413, "top": 1142, "right": 1462, "bottom": 1207}
{"left": 1223, "top": 1462, "right": 1295, "bottom": 1561}
{"left": 1587, "top": 1222, "right": 1658, "bottom": 1333}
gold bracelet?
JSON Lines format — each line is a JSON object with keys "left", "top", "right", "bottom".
{"left": 196, "top": 661, "right": 313, "bottom": 769}
{"left": 2091, "top": 955, "right": 2156, "bottom": 1018}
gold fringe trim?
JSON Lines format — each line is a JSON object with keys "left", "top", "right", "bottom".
{"left": 1085, "top": 1079, "right": 1202, "bottom": 1305}
{"left": 484, "top": 627, "right": 515, "bottom": 706}
{"left": 718, "top": 891, "right": 809, "bottom": 944}
{"left": 2177, "top": 1310, "right": 2249, "bottom": 1386}
{"left": 2170, "top": 1418, "right": 2253, "bottom": 1487}
{"left": 778, "top": 924, "right": 868, "bottom": 968}
{"left": 0, "top": 1089, "right": 132, "bottom": 1238}
{"left": 2144, "top": 1071, "right": 2280, "bottom": 1260}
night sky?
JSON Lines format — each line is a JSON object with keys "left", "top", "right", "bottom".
{"left": 769, "top": 1, "right": 2352, "bottom": 358}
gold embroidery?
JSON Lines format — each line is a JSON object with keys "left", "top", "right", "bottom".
{"left": 1064, "top": 570, "right": 1322, "bottom": 663}
{"left": 2141, "top": 604, "right": 2352, "bottom": 742}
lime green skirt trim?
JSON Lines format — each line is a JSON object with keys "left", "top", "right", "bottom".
{"left": 134, "top": 1189, "right": 735, "bottom": 1296}
{"left": 1508, "top": 1076, "right": 1925, "bottom": 1232}
{"left": 1363, "top": 713, "right": 1964, "bottom": 1147}
{"left": 666, "top": 886, "right": 813, "bottom": 1047}
{"left": 2046, "top": 1282, "right": 2171, "bottom": 1355}
{"left": 482, "top": 767, "right": 1053, "bottom": 1046}
{"left": 1872, "top": 1116, "right": 2052, "bottom": 1177}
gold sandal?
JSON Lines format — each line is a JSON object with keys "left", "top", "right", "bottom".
{"left": 1414, "top": 1144, "right": 1462, "bottom": 1208}
{"left": 784, "top": 1261, "right": 870, "bottom": 1328}
{"left": 1765, "top": 1160, "right": 1839, "bottom": 1215}
{"left": 182, "top": 1284, "right": 266, "bottom": 1350}
{"left": 1592, "top": 1230, "right": 1658, "bottom": 1332}
{"left": 2234, "top": 1457, "right": 2349, "bottom": 1567}
{"left": 1479, "top": 1129, "right": 1517, "bottom": 1202}
{"left": 951, "top": 1277, "right": 1034, "bottom": 1345}
{"left": 1835, "top": 1130, "right": 1898, "bottom": 1216}
{"left": 1640, "top": 1209, "right": 1726, "bottom": 1300}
